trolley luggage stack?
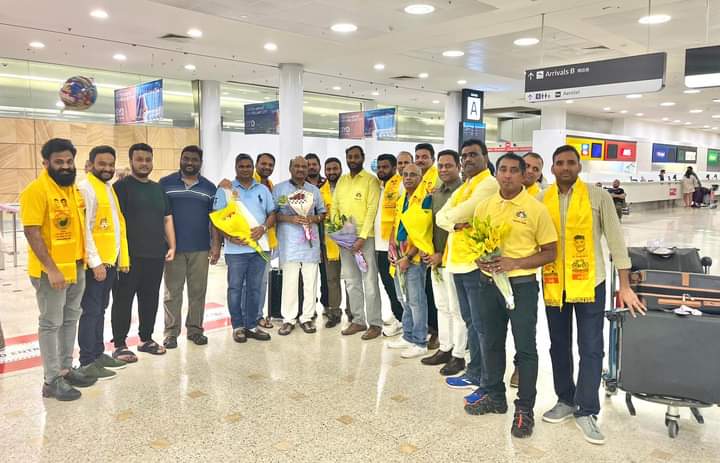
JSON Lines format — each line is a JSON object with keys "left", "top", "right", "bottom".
{"left": 604, "top": 246, "right": 717, "bottom": 438}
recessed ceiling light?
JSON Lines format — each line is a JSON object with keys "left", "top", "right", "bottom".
{"left": 404, "top": 4, "right": 435, "bottom": 15}
{"left": 374, "top": 63, "right": 385, "bottom": 71}
{"left": 712, "top": 114, "right": 720, "bottom": 118}
{"left": 29, "top": 41, "right": 45, "bottom": 49}
{"left": 264, "top": 42, "right": 278, "bottom": 51}
{"left": 635, "top": 112, "right": 644, "bottom": 116}
{"left": 626, "top": 94, "right": 643, "bottom": 99}
{"left": 673, "top": 119, "right": 682, "bottom": 123}
{"left": 714, "top": 98, "right": 720, "bottom": 103}
{"left": 620, "top": 110, "right": 628, "bottom": 114}
{"left": 263, "top": 97, "right": 270, "bottom": 100}
{"left": 418, "top": 72, "right": 429, "bottom": 79}
{"left": 638, "top": 14, "right": 671, "bottom": 25}
{"left": 371, "top": 90, "right": 380, "bottom": 96}
{"left": 662, "top": 117, "right": 670, "bottom": 121}
{"left": 684, "top": 122, "right": 692, "bottom": 125}
{"left": 566, "top": 100, "right": 574, "bottom": 104}
{"left": 332, "top": 86, "right": 342, "bottom": 91}
{"left": 331, "top": 23, "right": 357, "bottom": 33}
{"left": 432, "top": 99, "right": 440, "bottom": 104}
{"left": 713, "top": 127, "right": 719, "bottom": 130}
{"left": 55, "top": 101, "right": 64, "bottom": 108}
{"left": 442, "top": 50, "right": 464, "bottom": 57}
{"left": 704, "top": 125, "right": 711, "bottom": 128}
{"left": 689, "top": 109, "right": 703, "bottom": 113}
{"left": 90, "top": 9, "right": 109, "bottom": 19}
{"left": 603, "top": 107, "right": 612, "bottom": 111}
{"left": 683, "top": 89, "right": 701, "bottom": 94}
{"left": 184, "top": 64, "right": 196, "bottom": 71}
{"left": 457, "top": 79, "right": 467, "bottom": 85}
{"left": 113, "top": 53, "right": 127, "bottom": 61}
{"left": 514, "top": 37, "right": 540, "bottom": 46}
{"left": 660, "top": 101, "right": 675, "bottom": 106}
{"left": 187, "top": 28, "right": 203, "bottom": 38}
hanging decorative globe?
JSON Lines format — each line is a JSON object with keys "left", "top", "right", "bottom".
{"left": 59, "top": 76, "right": 97, "bottom": 110}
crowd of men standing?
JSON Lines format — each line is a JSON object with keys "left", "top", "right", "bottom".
{"left": 21, "top": 136, "right": 645, "bottom": 445}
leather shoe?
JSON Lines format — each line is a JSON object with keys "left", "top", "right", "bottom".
{"left": 325, "top": 309, "right": 341, "bottom": 328}
{"left": 427, "top": 333, "right": 440, "bottom": 350}
{"left": 163, "top": 336, "right": 178, "bottom": 349}
{"left": 439, "top": 356, "right": 466, "bottom": 376}
{"left": 300, "top": 321, "right": 317, "bottom": 334}
{"left": 421, "top": 349, "right": 452, "bottom": 366}
{"left": 233, "top": 328, "right": 247, "bottom": 343}
{"left": 278, "top": 323, "right": 295, "bottom": 336}
{"left": 361, "top": 325, "right": 382, "bottom": 340}
{"left": 42, "top": 377, "right": 81, "bottom": 401}
{"left": 341, "top": 323, "right": 366, "bottom": 336}
{"left": 246, "top": 328, "right": 271, "bottom": 341}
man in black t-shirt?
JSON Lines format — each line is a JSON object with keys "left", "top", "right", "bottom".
{"left": 111, "top": 143, "right": 176, "bottom": 361}
{"left": 606, "top": 179, "right": 626, "bottom": 221}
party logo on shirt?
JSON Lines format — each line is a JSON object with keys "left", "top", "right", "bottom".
{"left": 354, "top": 192, "right": 363, "bottom": 200}
{"left": 98, "top": 217, "right": 110, "bottom": 230}
{"left": 512, "top": 210, "right": 528, "bottom": 225}
{"left": 277, "top": 195, "right": 288, "bottom": 206}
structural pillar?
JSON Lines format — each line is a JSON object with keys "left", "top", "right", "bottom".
{"left": 540, "top": 106, "right": 567, "bottom": 130}
{"left": 197, "top": 80, "right": 223, "bottom": 182}
{"left": 443, "top": 91, "right": 462, "bottom": 150}
{"left": 279, "top": 63, "right": 304, "bottom": 172}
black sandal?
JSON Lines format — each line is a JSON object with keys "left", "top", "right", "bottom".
{"left": 137, "top": 340, "right": 167, "bottom": 355}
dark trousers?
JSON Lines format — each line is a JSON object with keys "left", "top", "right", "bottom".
{"left": 111, "top": 257, "right": 165, "bottom": 347}
{"left": 477, "top": 278, "right": 539, "bottom": 411}
{"left": 425, "top": 268, "right": 438, "bottom": 332}
{"left": 227, "top": 253, "right": 266, "bottom": 330}
{"left": 453, "top": 270, "right": 485, "bottom": 385}
{"left": 376, "top": 251, "right": 403, "bottom": 322}
{"left": 546, "top": 283, "right": 606, "bottom": 417}
{"left": 79, "top": 266, "right": 117, "bottom": 366}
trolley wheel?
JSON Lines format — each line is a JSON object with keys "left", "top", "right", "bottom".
{"left": 667, "top": 421, "right": 679, "bottom": 438}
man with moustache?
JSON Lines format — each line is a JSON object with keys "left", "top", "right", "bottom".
{"left": 76, "top": 146, "right": 131, "bottom": 381}
{"left": 319, "top": 157, "right": 346, "bottom": 327}
{"left": 21, "top": 138, "right": 97, "bottom": 401}
{"left": 305, "top": 153, "right": 324, "bottom": 188}
{"left": 111, "top": 143, "right": 176, "bottom": 359}
{"left": 397, "top": 151, "right": 413, "bottom": 177}
{"left": 254, "top": 152, "right": 277, "bottom": 329}
{"left": 160, "top": 146, "right": 220, "bottom": 349}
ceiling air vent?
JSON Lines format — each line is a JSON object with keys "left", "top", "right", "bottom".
{"left": 583, "top": 45, "right": 610, "bottom": 51}
{"left": 390, "top": 75, "right": 417, "bottom": 80}
{"left": 159, "top": 33, "right": 192, "bottom": 42}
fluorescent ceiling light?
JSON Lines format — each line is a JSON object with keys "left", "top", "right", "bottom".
{"left": 620, "top": 110, "right": 628, "bottom": 114}
{"left": 184, "top": 64, "right": 196, "bottom": 71}
{"left": 638, "top": 14, "right": 671, "bottom": 25}
{"left": 418, "top": 72, "right": 429, "bottom": 79}
{"left": 662, "top": 117, "right": 670, "bottom": 121}
{"left": 29, "top": 41, "right": 45, "bottom": 49}
{"left": 90, "top": 9, "right": 109, "bottom": 19}
{"left": 442, "top": 50, "right": 464, "bottom": 57}
{"left": 331, "top": 23, "right": 357, "bottom": 33}
{"left": 660, "top": 101, "right": 675, "bottom": 106}
{"left": 603, "top": 107, "right": 612, "bottom": 111}
{"left": 113, "top": 53, "right": 127, "bottom": 61}
{"left": 371, "top": 91, "right": 380, "bottom": 96}
{"left": 635, "top": 113, "right": 644, "bottom": 116}
{"left": 704, "top": 125, "right": 711, "bottom": 128}
{"left": 683, "top": 89, "right": 701, "bottom": 94}
{"left": 457, "top": 79, "right": 467, "bottom": 85}
{"left": 514, "top": 37, "right": 539, "bottom": 46}
{"left": 714, "top": 99, "right": 720, "bottom": 103}
{"left": 713, "top": 127, "right": 719, "bottom": 130}
{"left": 626, "top": 94, "right": 642, "bottom": 99}
{"left": 332, "top": 86, "right": 342, "bottom": 91}
{"left": 712, "top": 114, "right": 720, "bottom": 118}
{"left": 264, "top": 42, "right": 277, "bottom": 51}
{"left": 432, "top": 100, "right": 440, "bottom": 104}
{"left": 685, "top": 73, "right": 720, "bottom": 89}
{"left": 187, "top": 28, "right": 202, "bottom": 38}
{"left": 684, "top": 122, "right": 691, "bottom": 125}
{"left": 673, "top": 119, "right": 681, "bottom": 123}
{"left": 404, "top": 4, "right": 435, "bottom": 15}
{"left": 373, "top": 63, "right": 385, "bottom": 71}
{"left": 689, "top": 109, "right": 703, "bottom": 113}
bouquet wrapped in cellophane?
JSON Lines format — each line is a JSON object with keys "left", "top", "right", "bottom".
{"left": 285, "top": 189, "right": 317, "bottom": 247}
{"left": 466, "top": 215, "right": 514, "bottom": 309}
{"left": 325, "top": 213, "right": 368, "bottom": 272}
{"left": 210, "top": 190, "right": 269, "bottom": 262}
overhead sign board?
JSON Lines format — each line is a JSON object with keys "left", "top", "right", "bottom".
{"left": 461, "top": 89, "right": 484, "bottom": 121}
{"left": 685, "top": 45, "right": 720, "bottom": 88}
{"left": 525, "top": 53, "right": 666, "bottom": 102}
{"left": 244, "top": 100, "right": 279, "bottom": 134}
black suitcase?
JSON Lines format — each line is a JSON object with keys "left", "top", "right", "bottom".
{"left": 628, "top": 247, "right": 703, "bottom": 273}
{"left": 631, "top": 269, "right": 720, "bottom": 314}
{"left": 267, "top": 267, "right": 305, "bottom": 320}
{"left": 617, "top": 310, "right": 720, "bottom": 405}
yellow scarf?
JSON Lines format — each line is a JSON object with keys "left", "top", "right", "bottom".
{"left": 86, "top": 173, "right": 130, "bottom": 268}
{"left": 448, "top": 169, "right": 491, "bottom": 265}
{"left": 253, "top": 171, "right": 277, "bottom": 249}
{"left": 29, "top": 171, "right": 85, "bottom": 282}
{"left": 390, "top": 186, "right": 433, "bottom": 277}
{"left": 380, "top": 174, "right": 402, "bottom": 241}
{"left": 542, "top": 180, "right": 596, "bottom": 307}
{"left": 320, "top": 181, "right": 340, "bottom": 261}
{"left": 420, "top": 165, "right": 439, "bottom": 196}
{"left": 526, "top": 182, "right": 540, "bottom": 197}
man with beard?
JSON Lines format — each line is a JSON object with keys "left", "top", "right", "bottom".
{"left": 111, "top": 143, "right": 176, "bottom": 360}
{"left": 21, "top": 138, "right": 97, "bottom": 401}
{"left": 76, "top": 146, "right": 131, "bottom": 381}
{"left": 305, "top": 153, "right": 324, "bottom": 187}
{"left": 374, "top": 154, "right": 404, "bottom": 337}
{"left": 160, "top": 146, "right": 220, "bottom": 349}
{"left": 319, "top": 157, "right": 345, "bottom": 327}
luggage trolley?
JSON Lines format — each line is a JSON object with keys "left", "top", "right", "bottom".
{"left": 603, "top": 256, "right": 715, "bottom": 439}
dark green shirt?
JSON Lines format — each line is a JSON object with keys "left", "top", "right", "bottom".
{"left": 431, "top": 178, "right": 462, "bottom": 261}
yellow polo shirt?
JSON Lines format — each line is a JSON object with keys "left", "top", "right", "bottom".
{"left": 332, "top": 170, "right": 381, "bottom": 239}
{"left": 473, "top": 188, "right": 557, "bottom": 277}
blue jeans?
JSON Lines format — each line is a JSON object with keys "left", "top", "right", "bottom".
{"left": 226, "top": 253, "right": 266, "bottom": 330}
{"left": 545, "top": 283, "right": 606, "bottom": 417}
{"left": 453, "top": 270, "right": 485, "bottom": 385}
{"left": 393, "top": 262, "right": 428, "bottom": 346}
{"left": 240, "top": 260, "right": 270, "bottom": 321}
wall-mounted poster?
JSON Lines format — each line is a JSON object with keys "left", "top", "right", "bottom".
{"left": 364, "top": 108, "right": 396, "bottom": 140}
{"left": 339, "top": 111, "right": 365, "bottom": 139}
{"left": 114, "top": 79, "right": 163, "bottom": 124}
{"left": 244, "top": 101, "right": 279, "bottom": 134}
{"left": 651, "top": 143, "right": 677, "bottom": 163}
{"left": 676, "top": 145, "right": 697, "bottom": 163}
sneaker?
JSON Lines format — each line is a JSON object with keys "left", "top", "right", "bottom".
{"left": 511, "top": 409, "right": 535, "bottom": 438}
{"left": 576, "top": 416, "right": 605, "bottom": 445}
{"left": 463, "top": 388, "right": 487, "bottom": 405}
{"left": 386, "top": 338, "right": 413, "bottom": 349}
{"left": 80, "top": 362, "right": 116, "bottom": 381}
{"left": 400, "top": 345, "right": 427, "bottom": 359}
{"left": 464, "top": 395, "right": 508, "bottom": 416}
{"left": 63, "top": 368, "right": 97, "bottom": 388}
{"left": 542, "top": 401, "right": 576, "bottom": 424}
{"left": 382, "top": 320, "right": 403, "bottom": 337}
{"left": 445, "top": 375, "right": 478, "bottom": 390}
{"left": 96, "top": 353, "right": 127, "bottom": 370}
{"left": 42, "top": 377, "right": 81, "bottom": 401}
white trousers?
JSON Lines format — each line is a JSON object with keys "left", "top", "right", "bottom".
{"left": 281, "top": 262, "right": 319, "bottom": 324}
{"left": 432, "top": 267, "right": 467, "bottom": 358}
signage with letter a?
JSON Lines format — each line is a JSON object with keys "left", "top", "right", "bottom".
{"left": 467, "top": 96, "right": 481, "bottom": 121}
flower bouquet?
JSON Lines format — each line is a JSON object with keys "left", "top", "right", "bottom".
{"left": 286, "top": 189, "right": 316, "bottom": 247}
{"left": 210, "top": 190, "right": 269, "bottom": 262}
{"left": 467, "top": 215, "right": 514, "bottom": 309}
{"left": 325, "top": 213, "right": 368, "bottom": 272}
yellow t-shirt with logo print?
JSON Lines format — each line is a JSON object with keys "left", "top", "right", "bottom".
{"left": 473, "top": 188, "right": 557, "bottom": 277}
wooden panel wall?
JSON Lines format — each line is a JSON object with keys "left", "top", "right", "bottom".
{"left": 0, "top": 118, "right": 198, "bottom": 203}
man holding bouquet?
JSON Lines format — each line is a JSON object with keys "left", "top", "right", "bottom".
{"left": 469, "top": 153, "right": 557, "bottom": 439}
{"left": 274, "top": 157, "right": 326, "bottom": 335}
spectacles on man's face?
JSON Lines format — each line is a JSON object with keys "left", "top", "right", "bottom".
{"left": 460, "top": 151, "right": 481, "bottom": 160}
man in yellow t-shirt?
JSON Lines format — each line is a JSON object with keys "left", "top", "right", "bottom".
{"left": 466, "top": 153, "right": 557, "bottom": 439}
{"left": 20, "top": 138, "right": 97, "bottom": 401}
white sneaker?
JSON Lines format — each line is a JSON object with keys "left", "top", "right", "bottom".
{"left": 401, "top": 345, "right": 428, "bottom": 359}
{"left": 387, "top": 338, "right": 413, "bottom": 349}
{"left": 382, "top": 320, "right": 403, "bottom": 337}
